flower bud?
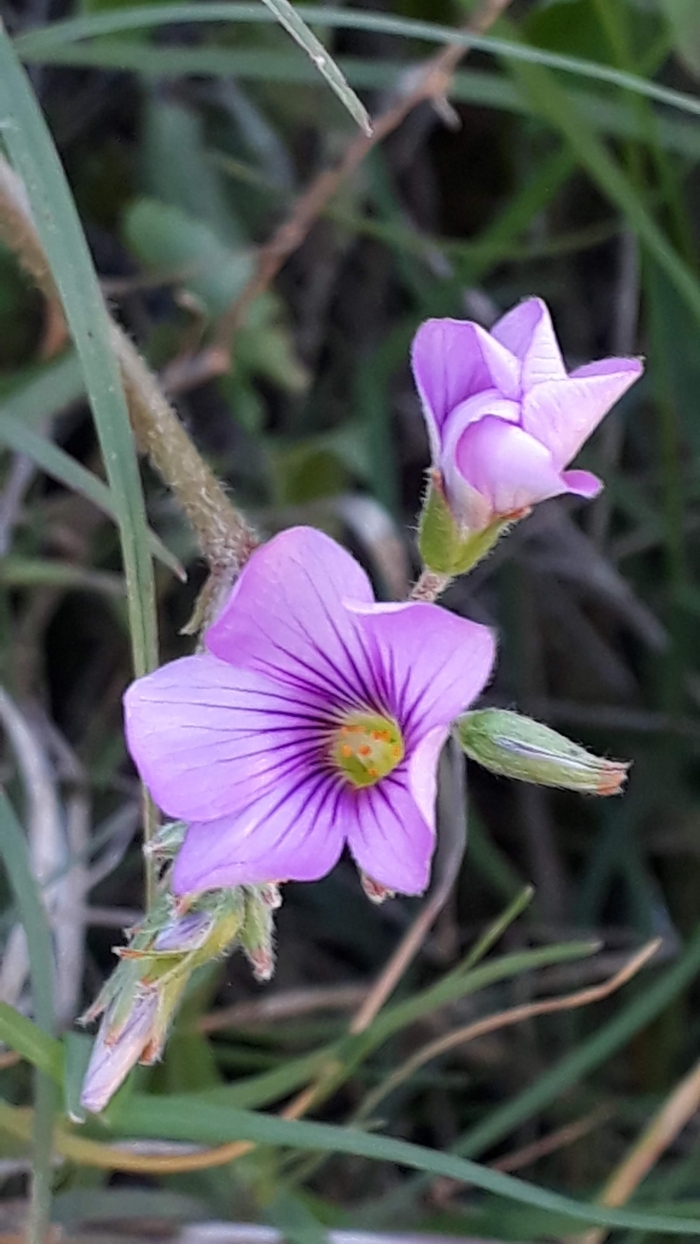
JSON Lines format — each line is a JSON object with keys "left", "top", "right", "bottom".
{"left": 239, "top": 888, "right": 276, "bottom": 982}
{"left": 80, "top": 989, "right": 158, "bottom": 1116}
{"left": 143, "top": 820, "right": 187, "bottom": 861}
{"left": 418, "top": 472, "right": 509, "bottom": 576}
{"left": 457, "top": 709, "right": 629, "bottom": 795}
{"left": 79, "top": 883, "right": 261, "bottom": 1113}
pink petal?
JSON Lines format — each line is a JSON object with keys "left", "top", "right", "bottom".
{"left": 442, "top": 390, "right": 521, "bottom": 458}
{"left": 455, "top": 416, "right": 570, "bottom": 521}
{"left": 171, "top": 773, "right": 345, "bottom": 893}
{"left": 80, "top": 993, "right": 156, "bottom": 1115}
{"left": 349, "top": 600, "right": 496, "bottom": 738}
{"left": 561, "top": 469, "right": 602, "bottom": 498}
{"left": 522, "top": 358, "right": 643, "bottom": 469}
{"left": 124, "top": 653, "right": 328, "bottom": 823}
{"left": 343, "top": 730, "right": 446, "bottom": 895}
{"left": 411, "top": 318, "right": 520, "bottom": 457}
{"left": 205, "top": 526, "right": 377, "bottom": 710}
{"left": 491, "top": 297, "right": 566, "bottom": 388}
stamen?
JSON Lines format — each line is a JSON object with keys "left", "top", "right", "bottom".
{"left": 330, "top": 711, "right": 404, "bottom": 788}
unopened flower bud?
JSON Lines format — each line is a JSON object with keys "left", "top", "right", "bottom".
{"left": 143, "top": 820, "right": 187, "bottom": 861}
{"left": 80, "top": 989, "right": 158, "bottom": 1115}
{"left": 79, "top": 886, "right": 250, "bottom": 1113}
{"left": 239, "top": 888, "right": 276, "bottom": 982}
{"left": 458, "top": 709, "right": 629, "bottom": 795}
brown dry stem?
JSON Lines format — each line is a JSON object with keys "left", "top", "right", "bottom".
{"left": 577, "top": 1049, "right": 700, "bottom": 1244}
{"left": 356, "top": 939, "right": 661, "bottom": 1122}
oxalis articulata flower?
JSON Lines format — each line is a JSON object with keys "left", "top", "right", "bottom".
{"left": 412, "top": 297, "right": 643, "bottom": 572}
{"left": 81, "top": 296, "right": 638, "bottom": 1115}
{"left": 124, "top": 526, "right": 496, "bottom": 899}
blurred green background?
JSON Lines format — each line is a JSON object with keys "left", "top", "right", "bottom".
{"left": 4, "top": 0, "right": 700, "bottom": 1240}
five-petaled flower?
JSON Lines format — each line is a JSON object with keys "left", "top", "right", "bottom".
{"left": 124, "top": 527, "right": 495, "bottom": 898}
{"left": 412, "top": 297, "right": 643, "bottom": 533}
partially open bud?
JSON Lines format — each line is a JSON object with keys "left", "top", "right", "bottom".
{"left": 418, "top": 472, "right": 510, "bottom": 576}
{"left": 457, "top": 709, "right": 629, "bottom": 795}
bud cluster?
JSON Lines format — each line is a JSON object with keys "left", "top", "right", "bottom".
{"left": 79, "top": 823, "right": 279, "bottom": 1115}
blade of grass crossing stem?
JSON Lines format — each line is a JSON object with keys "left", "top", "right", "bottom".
{"left": 107, "top": 1096, "right": 700, "bottom": 1235}
{"left": 13, "top": 5, "right": 700, "bottom": 124}
{"left": 455, "top": 921, "right": 700, "bottom": 1160}
{"left": 0, "top": 28, "right": 158, "bottom": 685}
{"left": 0, "top": 792, "right": 57, "bottom": 1244}
{"left": 258, "top": 0, "right": 370, "bottom": 135}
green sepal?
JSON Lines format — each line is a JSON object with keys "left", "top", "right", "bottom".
{"left": 418, "top": 477, "right": 507, "bottom": 575}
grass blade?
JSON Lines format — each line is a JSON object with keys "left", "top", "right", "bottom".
{"left": 258, "top": 0, "right": 370, "bottom": 135}
{"left": 0, "top": 24, "right": 158, "bottom": 681}
{"left": 110, "top": 1095, "right": 700, "bottom": 1235}
{"left": 0, "top": 1002, "right": 63, "bottom": 1082}
{"left": 0, "top": 410, "right": 181, "bottom": 576}
{"left": 456, "top": 922, "right": 700, "bottom": 1159}
{"left": 0, "top": 792, "right": 57, "bottom": 1244}
{"left": 14, "top": 5, "right": 700, "bottom": 123}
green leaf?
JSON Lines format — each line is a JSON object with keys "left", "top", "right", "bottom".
{"left": 123, "top": 197, "right": 251, "bottom": 318}
{"left": 0, "top": 1003, "right": 63, "bottom": 1082}
{"left": 3, "top": 351, "right": 84, "bottom": 427}
{"left": 661, "top": 0, "right": 700, "bottom": 79}
{"left": 0, "top": 792, "right": 58, "bottom": 1240}
{"left": 0, "top": 409, "right": 181, "bottom": 576}
{"left": 108, "top": 1095, "right": 700, "bottom": 1234}
{"left": 500, "top": 23, "right": 700, "bottom": 330}
{"left": 0, "top": 28, "right": 158, "bottom": 680}
{"left": 0, "top": 557, "right": 124, "bottom": 594}
{"left": 63, "top": 1033, "right": 94, "bottom": 1124}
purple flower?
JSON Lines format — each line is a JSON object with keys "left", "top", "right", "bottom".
{"left": 124, "top": 527, "right": 495, "bottom": 897}
{"left": 412, "top": 298, "right": 643, "bottom": 531}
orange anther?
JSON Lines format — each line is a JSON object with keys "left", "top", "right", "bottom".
{"left": 372, "top": 731, "right": 382, "bottom": 740}
{"left": 392, "top": 745, "right": 401, "bottom": 760}
{"left": 368, "top": 767, "right": 379, "bottom": 779}
{"left": 341, "top": 745, "right": 352, "bottom": 758}
{"left": 359, "top": 744, "right": 371, "bottom": 757}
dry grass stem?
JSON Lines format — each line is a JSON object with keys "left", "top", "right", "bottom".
{"left": 199, "top": 984, "right": 367, "bottom": 1034}
{"left": 578, "top": 1050, "right": 700, "bottom": 1244}
{"left": 356, "top": 940, "right": 661, "bottom": 1120}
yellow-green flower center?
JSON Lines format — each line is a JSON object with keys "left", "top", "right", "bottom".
{"left": 330, "top": 712, "right": 404, "bottom": 788}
